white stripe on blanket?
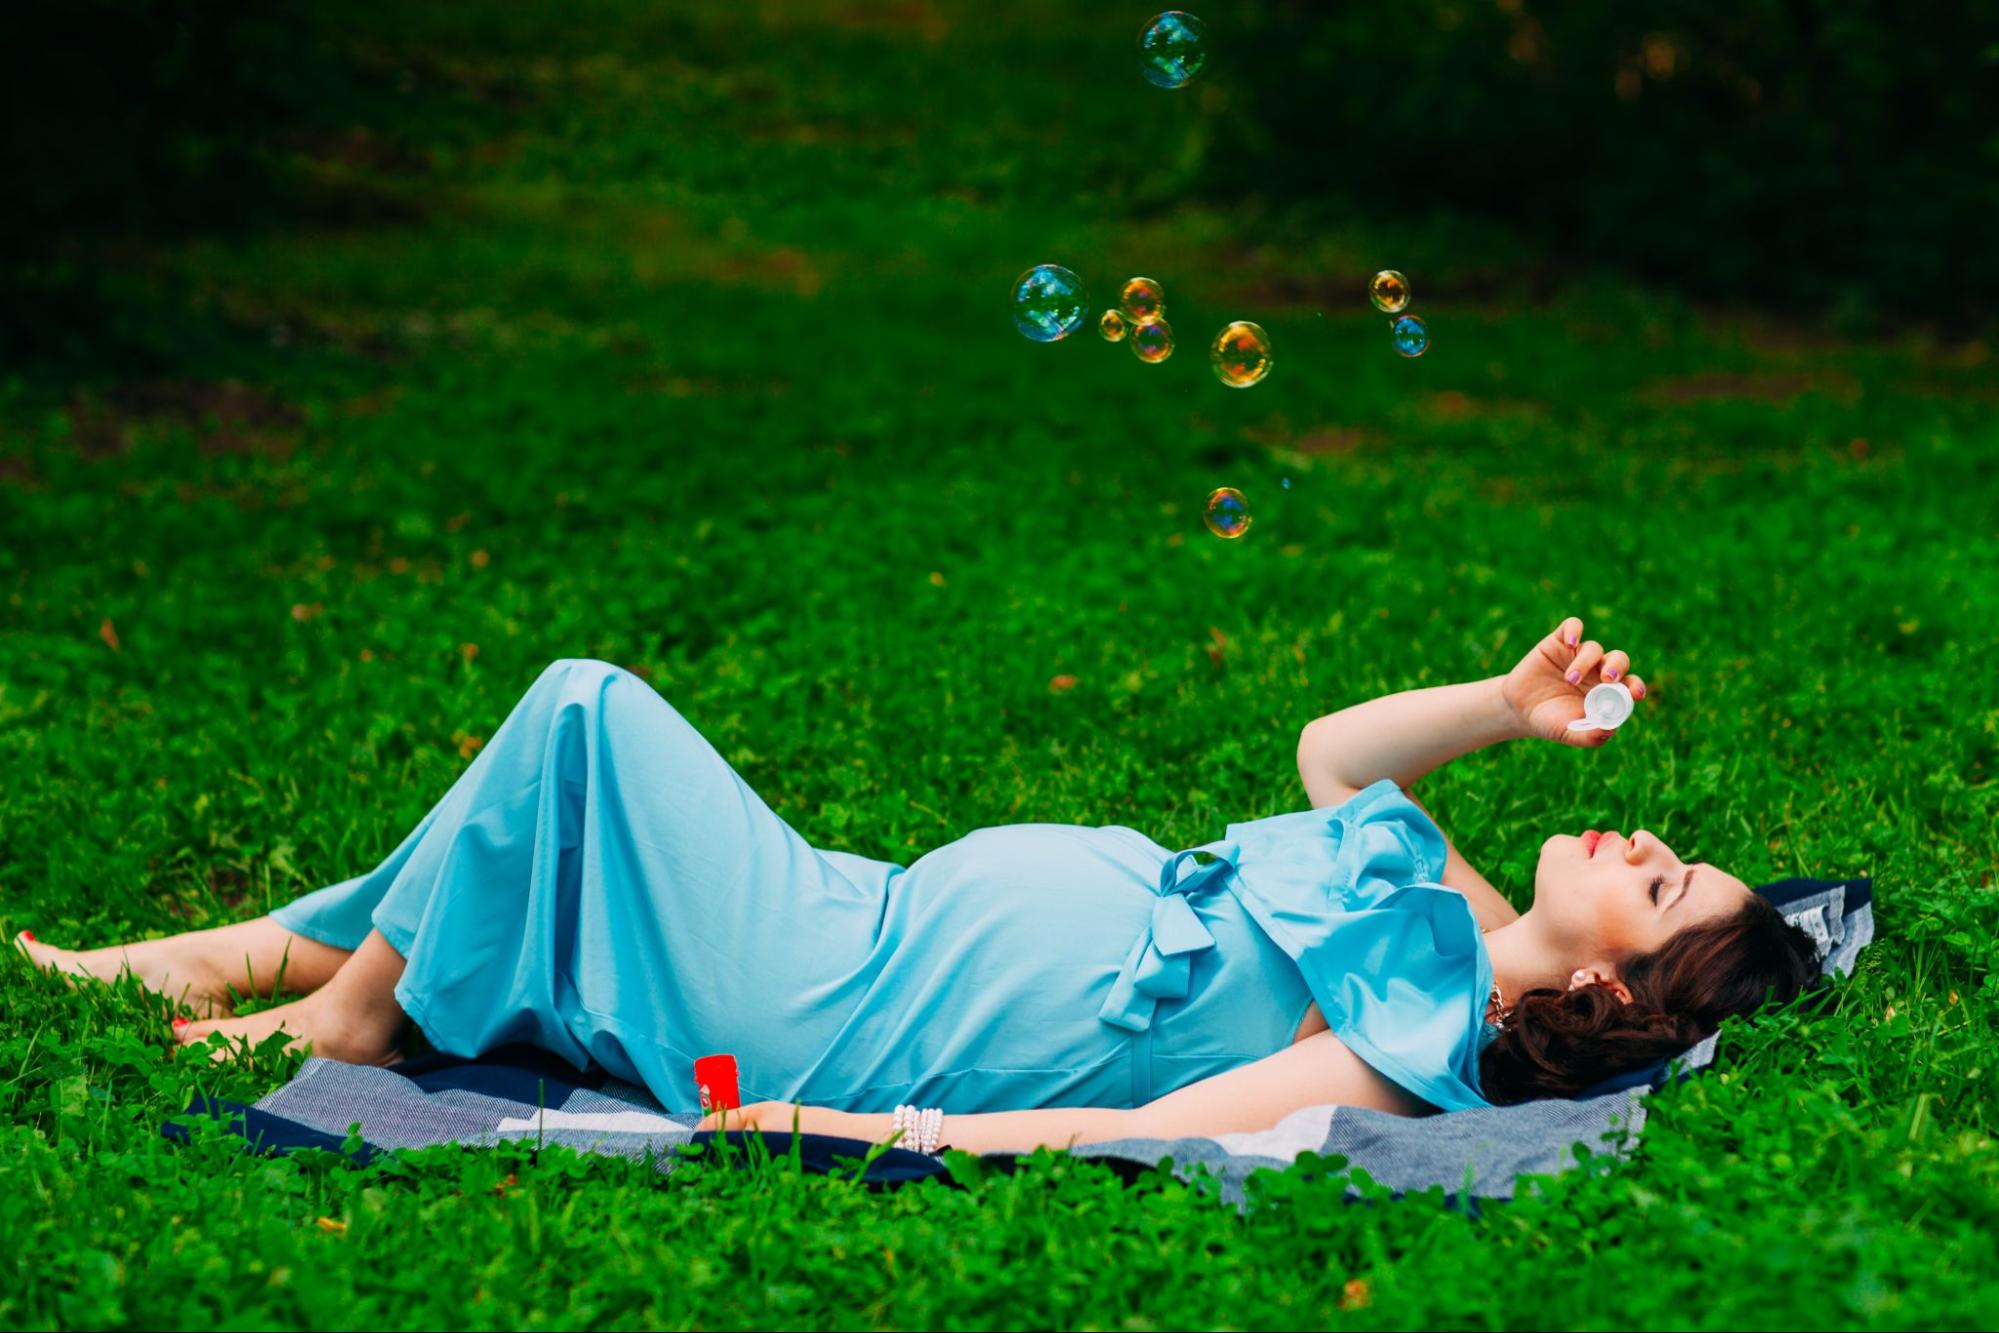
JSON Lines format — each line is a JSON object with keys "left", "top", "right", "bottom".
{"left": 496, "top": 1109, "right": 690, "bottom": 1135}
{"left": 1207, "top": 1104, "right": 1338, "bottom": 1160}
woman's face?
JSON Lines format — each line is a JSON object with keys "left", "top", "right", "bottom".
{"left": 1532, "top": 827, "right": 1754, "bottom": 963}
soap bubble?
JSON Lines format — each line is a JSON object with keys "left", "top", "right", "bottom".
{"left": 1369, "top": 270, "right": 1411, "bottom": 314}
{"left": 1204, "top": 486, "right": 1251, "bottom": 539}
{"left": 1209, "top": 320, "right": 1272, "bottom": 388}
{"left": 1120, "top": 276, "right": 1166, "bottom": 325}
{"left": 1138, "top": 12, "right": 1209, "bottom": 89}
{"left": 1012, "top": 265, "right": 1087, "bottom": 342}
{"left": 1098, "top": 310, "right": 1129, "bottom": 342}
{"left": 1130, "top": 319, "right": 1174, "bottom": 363}
{"left": 1390, "top": 313, "right": 1430, "bottom": 358}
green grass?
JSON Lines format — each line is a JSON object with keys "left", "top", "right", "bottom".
{"left": 4, "top": 2, "right": 1999, "bottom": 1327}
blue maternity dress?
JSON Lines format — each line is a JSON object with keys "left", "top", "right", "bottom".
{"left": 272, "top": 659, "right": 1495, "bottom": 1115}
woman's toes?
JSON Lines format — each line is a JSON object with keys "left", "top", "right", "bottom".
{"left": 15, "top": 931, "right": 82, "bottom": 977}
{"left": 174, "top": 1016, "right": 221, "bottom": 1045}
{"left": 16, "top": 931, "right": 113, "bottom": 983}
{"left": 171, "top": 1001, "right": 320, "bottom": 1062}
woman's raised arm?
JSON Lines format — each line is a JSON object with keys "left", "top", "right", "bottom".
{"left": 1296, "top": 676, "right": 1524, "bottom": 805}
{"left": 1295, "top": 615, "right": 1648, "bottom": 802}
{"left": 1295, "top": 615, "right": 1650, "bottom": 931}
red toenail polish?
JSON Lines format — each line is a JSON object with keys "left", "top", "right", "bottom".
{"left": 173, "top": 1018, "right": 189, "bottom": 1030}
{"left": 21, "top": 931, "right": 33, "bottom": 942}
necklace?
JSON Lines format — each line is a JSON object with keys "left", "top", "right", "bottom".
{"left": 1481, "top": 925, "right": 1508, "bottom": 1029}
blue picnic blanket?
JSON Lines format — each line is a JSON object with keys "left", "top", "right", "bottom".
{"left": 164, "top": 878, "right": 1871, "bottom": 1204}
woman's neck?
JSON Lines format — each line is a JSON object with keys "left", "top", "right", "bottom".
{"left": 1480, "top": 914, "right": 1572, "bottom": 1011}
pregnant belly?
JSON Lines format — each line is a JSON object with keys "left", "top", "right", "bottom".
{"left": 900, "top": 822, "right": 1321, "bottom": 1055}
{"left": 888, "top": 821, "right": 1167, "bottom": 1004}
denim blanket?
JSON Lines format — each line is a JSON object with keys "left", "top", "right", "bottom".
{"left": 165, "top": 878, "right": 1870, "bottom": 1204}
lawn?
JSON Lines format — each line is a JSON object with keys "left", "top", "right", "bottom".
{"left": 3, "top": 3, "right": 1998, "bottom": 1327}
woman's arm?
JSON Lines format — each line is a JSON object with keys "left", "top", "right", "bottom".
{"left": 1295, "top": 678, "right": 1523, "bottom": 930}
{"left": 726, "top": 1030, "right": 1424, "bottom": 1155}
{"left": 1296, "top": 615, "right": 1647, "bottom": 797}
{"left": 1296, "top": 676, "right": 1525, "bottom": 803}
{"left": 1295, "top": 615, "right": 1648, "bottom": 932}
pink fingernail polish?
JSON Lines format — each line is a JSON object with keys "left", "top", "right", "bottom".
{"left": 1604, "top": 669, "right": 1619, "bottom": 682}
{"left": 1566, "top": 669, "right": 1581, "bottom": 684}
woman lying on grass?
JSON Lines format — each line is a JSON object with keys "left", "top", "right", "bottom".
{"left": 18, "top": 615, "right": 1816, "bottom": 1154}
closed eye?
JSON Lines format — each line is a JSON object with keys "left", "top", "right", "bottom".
{"left": 1649, "top": 876, "right": 1665, "bottom": 905}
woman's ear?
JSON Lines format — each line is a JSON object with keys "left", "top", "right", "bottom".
{"left": 1567, "top": 967, "right": 1634, "bottom": 1005}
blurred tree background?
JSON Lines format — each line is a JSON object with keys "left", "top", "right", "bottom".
{"left": 1, "top": 0, "right": 402, "bottom": 369}
{"left": 1214, "top": 0, "right": 1999, "bottom": 331}
{"left": 3, "top": 0, "right": 1993, "bottom": 373}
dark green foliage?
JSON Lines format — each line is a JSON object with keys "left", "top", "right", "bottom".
{"left": 1210, "top": 0, "right": 1999, "bottom": 327}
{"left": 0, "top": 0, "right": 442, "bottom": 369}
{"left": 2, "top": 2, "right": 1997, "bottom": 1327}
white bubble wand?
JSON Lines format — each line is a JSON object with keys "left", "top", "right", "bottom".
{"left": 1566, "top": 682, "right": 1635, "bottom": 734}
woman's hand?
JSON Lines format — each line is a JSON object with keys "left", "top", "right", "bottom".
{"left": 1500, "top": 616, "right": 1649, "bottom": 748}
{"left": 701, "top": 1099, "right": 858, "bottom": 1140}
{"left": 700, "top": 1099, "right": 787, "bottom": 1133}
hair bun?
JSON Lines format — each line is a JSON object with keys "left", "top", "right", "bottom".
{"left": 1479, "top": 895, "right": 1817, "bottom": 1105}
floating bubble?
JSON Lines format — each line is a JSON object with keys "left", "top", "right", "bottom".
{"left": 1138, "top": 12, "right": 1209, "bottom": 89}
{"left": 1209, "top": 320, "right": 1272, "bottom": 388}
{"left": 1120, "top": 276, "right": 1166, "bottom": 325}
{"left": 1130, "top": 318, "right": 1174, "bottom": 363}
{"left": 1369, "top": 270, "right": 1411, "bottom": 314}
{"left": 1204, "top": 486, "right": 1251, "bottom": 539}
{"left": 1011, "top": 264, "right": 1087, "bottom": 342}
{"left": 1390, "top": 313, "right": 1430, "bottom": 358}
{"left": 1098, "top": 309, "right": 1129, "bottom": 342}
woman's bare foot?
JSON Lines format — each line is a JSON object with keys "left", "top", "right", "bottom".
{"left": 175, "top": 988, "right": 406, "bottom": 1067}
{"left": 14, "top": 930, "right": 236, "bottom": 1017}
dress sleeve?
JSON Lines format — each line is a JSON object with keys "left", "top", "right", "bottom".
{"left": 1222, "top": 779, "right": 1493, "bottom": 1110}
{"left": 1324, "top": 778, "right": 1451, "bottom": 908}
{"left": 1303, "top": 781, "right": 1493, "bottom": 1111}
{"left": 1310, "top": 881, "right": 1494, "bottom": 1112}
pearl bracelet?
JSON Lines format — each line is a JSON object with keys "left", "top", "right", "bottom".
{"left": 891, "top": 1103, "right": 945, "bottom": 1155}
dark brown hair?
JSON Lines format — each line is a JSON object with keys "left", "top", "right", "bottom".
{"left": 1478, "top": 894, "right": 1821, "bottom": 1105}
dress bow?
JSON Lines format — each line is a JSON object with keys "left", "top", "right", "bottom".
{"left": 1098, "top": 839, "right": 1240, "bottom": 1033}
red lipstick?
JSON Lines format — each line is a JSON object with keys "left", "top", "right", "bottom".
{"left": 1583, "top": 831, "right": 1602, "bottom": 857}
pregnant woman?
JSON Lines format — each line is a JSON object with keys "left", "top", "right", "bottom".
{"left": 18, "top": 615, "right": 1816, "bottom": 1154}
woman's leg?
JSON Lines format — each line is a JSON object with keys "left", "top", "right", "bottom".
{"left": 175, "top": 928, "right": 409, "bottom": 1064}
{"left": 14, "top": 918, "right": 353, "bottom": 1017}
{"left": 47, "top": 657, "right": 891, "bottom": 1092}
{"left": 15, "top": 660, "right": 641, "bottom": 1021}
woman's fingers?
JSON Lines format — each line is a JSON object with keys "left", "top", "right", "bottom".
{"left": 1599, "top": 648, "right": 1630, "bottom": 684}
{"left": 1624, "top": 672, "right": 1647, "bottom": 700}
{"left": 702, "top": 1102, "right": 761, "bottom": 1132}
{"left": 1565, "top": 640, "right": 1605, "bottom": 685}
{"left": 1531, "top": 616, "right": 1583, "bottom": 674}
